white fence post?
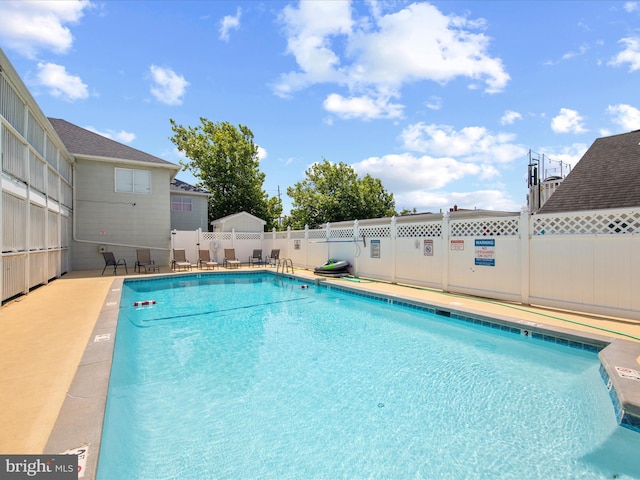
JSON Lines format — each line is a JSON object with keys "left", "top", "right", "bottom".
{"left": 520, "top": 206, "right": 530, "bottom": 305}
{"left": 442, "top": 211, "right": 450, "bottom": 292}
{"left": 353, "top": 219, "right": 359, "bottom": 276}
{"left": 305, "top": 224, "right": 309, "bottom": 269}
{"left": 390, "top": 216, "right": 397, "bottom": 284}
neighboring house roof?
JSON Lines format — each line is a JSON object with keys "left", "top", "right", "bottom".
{"left": 170, "top": 178, "right": 210, "bottom": 196}
{"left": 539, "top": 130, "right": 640, "bottom": 214}
{"left": 48, "top": 118, "right": 178, "bottom": 172}
{"left": 211, "top": 211, "right": 266, "bottom": 226}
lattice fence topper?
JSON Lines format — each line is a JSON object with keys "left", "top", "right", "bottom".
{"left": 449, "top": 218, "right": 519, "bottom": 237}
{"left": 329, "top": 228, "right": 355, "bottom": 238}
{"left": 308, "top": 229, "right": 327, "bottom": 239}
{"left": 235, "top": 232, "right": 262, "bottom": 240}
{"left": 532, "top": 210, "right": 640, "bottom": 235}
{"left": 202, "top": 232, "right": 232, "bottom": 241}
{"left": 397, "top": 222, "right": 442, "bottom": 238}
{"left": 360, "top": 225, "right": 392, "bottom": 238}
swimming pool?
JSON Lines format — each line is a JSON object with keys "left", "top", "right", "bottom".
{"left": 97, "top": 273, "right": 640, "bottom": 479}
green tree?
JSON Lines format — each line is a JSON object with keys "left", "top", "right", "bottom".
{"left": 286, "top": 159, "right": 395, "bottom": 229}
{"left": 169, "top": 118, "right": 281, "bottom": 230}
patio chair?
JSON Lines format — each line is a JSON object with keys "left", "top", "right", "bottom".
{"left": 248, "top": 249, "right": 264, "bottom": 267}
{"left": 198, "top": 249, "right": 218, "bottom": 270}
{"left": 172, "top": 248, "right": 193, "bottom": 271}
{"left": 135, "top": 249, "right": 158, "bottom": 273}
{"left": 267, "top": 249, "right": 280, "bottom": 266}
{"left": 101, "top": 252, "right": 128, "bottom": 276}
{"left": 223, "top": 249, "right": 241, "bottom": 269}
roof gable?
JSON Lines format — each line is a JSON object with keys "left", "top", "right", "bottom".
{"left": 48, "top": 118, "right": 177, "bottom": 168}
{"left": 539, "top": 130, "right": 640, "bottom": 213}
{"left": 211, "top": 211, "right": 266, "bottom": 225}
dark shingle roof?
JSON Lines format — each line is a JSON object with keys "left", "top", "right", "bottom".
{"left": 48, "top": 118, "right": 177, "bottom": 167}
{"left": 170, "top": 178, "right": 210, "bottom": 195}
{"left": 538, "top": 130, "right": 640, "bottom": 213}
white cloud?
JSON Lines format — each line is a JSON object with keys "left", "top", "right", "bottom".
{"left": 323, "top": 92, "right": 403, "bottom": 120}
{"left": 500, "top": 110, "right": 522, "bottom": 125}
{"left": 400, "top": 123, "right": 526, "bottom": 163}
{"left": 219, "top": 7, "right": 241, "bottom": 42}
{"left": 609, "top": 37, "right": 640, "bottom": 71}
{"left": 84, "top": 126, "right": 136, "bottom": 143}
{"left": 624, "top": 2, "right": 639, "bottom": 12}
{"left": 550, "top": 108, "right": 587, "bottom": 134}
{"left": 275, "top": 2, "right": 509, "bottom": 107}
{"left": 149, "top": 65, "right": 189, "bottom": 105}
{"left": 425, "top": 96, "right": 442, "bottom": 111}
{"left": 0, "top": 0, "right": 91, "bottom": 58}
{"left": 353, "top": 153, "right": 484, "bottom": 191}
{"left": 606, "top": 104, "right": 640, "bottom": 131}
{"left": 36, "top": 62, "right": 88, "bottom": 101}
{"left": 257, "top": 146, "right": 268, "bottom": 161}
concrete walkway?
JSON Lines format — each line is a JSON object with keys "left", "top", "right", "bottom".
{"left": 1, "top": 267, "right": 639, "bottom": 456}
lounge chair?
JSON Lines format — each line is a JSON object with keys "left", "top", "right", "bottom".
{"left": 248, "top": 249, "right": 264, "bottom": 267}
{"left": 267, "top": 249, "right": 280, "bottom": 266}
{"left": 223, "top": 249, "right": 241, "bottom": 269}
{"left": 172, "top": 248, "right": 193, "bottom": 271}
{"left": 198, "top": 249, "right": 218, "bottom": 270}
{"left": 135, "top": 249, "right": 158, "bottom": 273}
{"left": 101, "top": 252, "right": 128, "bottom": 275}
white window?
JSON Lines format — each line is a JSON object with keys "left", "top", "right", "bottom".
{"left": 171, "top": 196, "right": 192, "bottom": 211}
{"left": 115, "top": 168, "right": 151, "bottom": 194}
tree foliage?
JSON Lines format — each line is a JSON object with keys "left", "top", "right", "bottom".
{"left": 169, "top": 118, "right": 281, "bottom": 230}
{"left": 285, "top": 160, "right": 395, "bottom": 229}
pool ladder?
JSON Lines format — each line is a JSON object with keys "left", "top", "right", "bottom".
{"left": 276, "top": 258, "right": 294, "bottom": 274}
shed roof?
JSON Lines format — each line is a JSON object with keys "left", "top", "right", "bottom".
{"left": 48, "top": 118, "right": 178, "bottom": 170}
{"left": 211, "top": 211, "right": 266, "bottom": 226}
{"left": 539, "top": 130, "right": 640, "bottom": 213}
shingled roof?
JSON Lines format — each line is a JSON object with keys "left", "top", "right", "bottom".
{"left": 48, "top": 118, "right": 177, "bottom": 168}
{"left": 170, "top": 178, "right": 210, "bottom": 195}
{"left": 538, "top": 129, "right": 640, "bottom": 213}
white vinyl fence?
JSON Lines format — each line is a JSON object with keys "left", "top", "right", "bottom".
{"left": 172, "top": 206, "right": 640, "bottom": 321}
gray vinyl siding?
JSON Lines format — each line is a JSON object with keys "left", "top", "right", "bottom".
{"left": 72, "top": 158, "right": 173, "bottom": 269}
{"left": 170, "top": 193, "right": 209, "bottom": 231}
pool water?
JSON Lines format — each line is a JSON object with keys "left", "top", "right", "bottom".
{"left": 97, "top": 274, "right": 640, "bottom": 479}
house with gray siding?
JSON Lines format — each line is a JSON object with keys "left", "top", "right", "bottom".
{"left": 170, "top": 178, "right": 210, "bottom": 231}
{"left": 48, "top": 118, "right": 180, "bottom": 270}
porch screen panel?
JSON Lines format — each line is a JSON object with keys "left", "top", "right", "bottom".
{"left": 2, "top": 127, "right": 26, "bottom": 181}
{"left": 29, "top": 203, "right": 46, "bottom": 250}
{"left": 2, "top": 191, "right": 27, "bottom": 252}
{"left": 0, "top": 75, "right": 25, "bottom": 136}
{"left": 26, "top": 114, "right": 44, "bottom": 157}
{"left": 29, "top": 150, "right": 46, "bottom": 192}
{"left": 48, "top": 210, "right": 59, "bottom": 249}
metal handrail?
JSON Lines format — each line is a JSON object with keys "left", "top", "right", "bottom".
{"left": 276, "top": 258, "right": 294, "bottom": 274}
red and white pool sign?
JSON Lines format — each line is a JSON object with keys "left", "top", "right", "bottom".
{"left": 615, "top": 366, "right": 640, "bottom": 381}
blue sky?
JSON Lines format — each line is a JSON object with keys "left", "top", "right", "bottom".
{"left": 1, "top": 1, "right": 639, "bottom": 215}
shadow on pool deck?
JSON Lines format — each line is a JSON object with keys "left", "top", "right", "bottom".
{"left": 1, "top": 266, "right": 639, "bottom": 477}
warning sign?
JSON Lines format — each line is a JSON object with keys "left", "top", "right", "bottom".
{"left": 474, "top": 238, "right": 495, "bottom": 266}
{"left": 424, "top": 239, "right": 433, "bottom": 256}
{"left": 450, "top": 240, "right": 464, "bottom": 251}
{"left": 615, "top": 366, "right": 640, "bottom": 381}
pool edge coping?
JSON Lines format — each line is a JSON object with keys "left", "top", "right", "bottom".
{"left": 44, "top": 271, "right": 640, "bottom": 479}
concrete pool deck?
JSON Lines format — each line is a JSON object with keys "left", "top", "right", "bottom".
{"left": 1, "top": 266, "right": 640, "bottom": 477}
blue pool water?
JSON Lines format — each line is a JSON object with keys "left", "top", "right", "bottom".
{"left": 97, "top": 273, "right": 640, "bottom": 479}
